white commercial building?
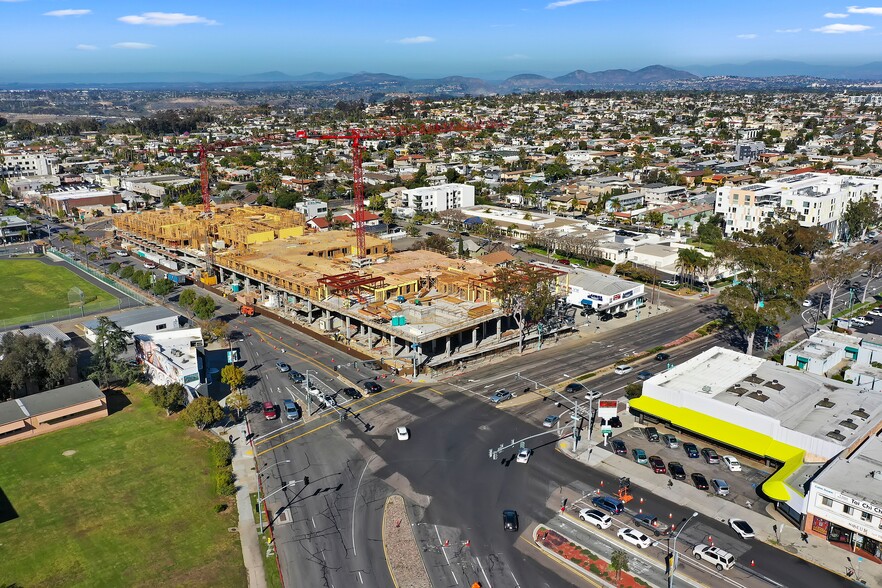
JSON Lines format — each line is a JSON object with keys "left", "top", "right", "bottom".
{"left": 135, "top": 327, "right": 205, "bottom": 401}
{"left": 533, "top": 263, "right": 644, "bottom": 314}
{"left": 0, "top": 153, "right": 59, "bottom": 178}
{"left": 81, "top": 307, "right": 181, "bottom": 344}
{"left": 401, "top": 183, "right": 475, "bottom": 213}
{"left": 295, "top": 199, "right": 328, "bottom": 218}
{"left": 715, "top": 173, "right": 881, "bottom": 238}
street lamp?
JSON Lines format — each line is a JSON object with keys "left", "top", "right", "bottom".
{"left": 256, "top": 460, "right": 291, "bottom": 532}
{"left": 667, "top": 511, "right": 698, "bottom": 588}
{"left": 257, "top": 479, "right": 298, "bottom": 534}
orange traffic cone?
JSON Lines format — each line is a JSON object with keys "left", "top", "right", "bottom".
{"left": 444, "top": 539, "right": 449, "bottom": 547}
{"left": 750, "top": 560, "right": 755, "bottom": 567}
{"left": 465, "top": 539, "right": 471, "bottom": 547}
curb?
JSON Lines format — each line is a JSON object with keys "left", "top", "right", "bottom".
{"left": 381, "top": 495, "right": 432, "bottom": 588}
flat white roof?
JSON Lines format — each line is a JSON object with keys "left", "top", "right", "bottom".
{"left": 814, "top": 435, "right": 882, "bottom": 505}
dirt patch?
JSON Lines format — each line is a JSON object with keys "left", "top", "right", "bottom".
{"left": 62, "top": 450, "right": 77, "bottom": 457}
{"left": 382, "top": 495, "right": 431, "bottom": 588}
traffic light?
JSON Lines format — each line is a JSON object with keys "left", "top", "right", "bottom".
{"left": 665, "top": 552, "right": 674, "bottom": 576}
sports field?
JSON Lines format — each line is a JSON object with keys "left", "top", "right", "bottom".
{"left": 0, "top": 387, "right": 245, "bottom": 587}
{"left": 0, "top": 258, "right": 117, "bottom": 321}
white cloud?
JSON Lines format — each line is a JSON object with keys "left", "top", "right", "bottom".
{"left": 75, "top": 44, "right": 98, "bottom": 51}
{"left": 812, "top": 23, "right": 872, "bottom": 33}
{"left": 504, "top": 53, "right": 529, "bottom": 60}
{"left": 736, "top": 33, "right": 758, "bottom": 39}
{"left": 775, "top": 28, "right": 802, "bottom": 33}
{"left": 113, "top": 42, "right": 155, "bottom": 50}
{"left": 44, "top": 9, "right": 91, "bottom": 17}
{"left": 546, "top": 0, "right": 598, "bottom": 9}
{"left": 848, "top": 6, "right": 882, "bottom": 15}
{"left": 824, "top": 12, "right": 849, "bottom": 18}
{"left": 396, "top": 35, "right": 435, "bottom": 44}
{"left": 118, "top": 12, "right": 218, "bottom": 26}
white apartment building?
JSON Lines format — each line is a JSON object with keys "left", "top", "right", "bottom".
{"left": 401, "top": 183, "right": 475, "bottom": 213}
{"left": 1, "top": 153, "right": 59, "bottom": 178}
{"left": 134, "top": 327, "right": 205, "bottom": 401}
{"left": 295, "top": 199, "right": 328, "bottom": 218}
{"left": 715, "top": 173, "right": 881, "bottom": 238}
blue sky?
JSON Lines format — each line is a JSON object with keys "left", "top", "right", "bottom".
{"left": 2, "top": 0, "right": 882, "bottom": 78}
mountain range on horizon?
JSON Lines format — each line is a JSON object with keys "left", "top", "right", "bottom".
{"left": 4, "top": 60, "right": 882, "bottom": 89}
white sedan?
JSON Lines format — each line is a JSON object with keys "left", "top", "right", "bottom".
{"left": 722, "top": 455, "right": 742, "bottom": 472}
{"left": 516, "top": 448, "right": 532, "bottom": 464}
{"left": 396, "top": 426, "right": 409, "bottom": 441}
{"left": 144, "top": 262, "right": 157, "bottom": 269}
{"left": 802, "top": 299, "right": 813, "bottom": 307}
{"left": 729, "top": 518, "right": 755, "bottom": 539}
{"left": 617, "top": 527, "right": 653, "bottom": 549}
{"left": 868, "top": 309, "right": 882, "bottom": 318}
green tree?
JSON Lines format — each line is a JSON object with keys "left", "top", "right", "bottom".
{"left": 368, "top": 193, "right": 385, "bottom": 210}
{"left": 717, "top": 244, "right": 809, "bottom": 354}
{"left": 610, "top": 549, "right": 630, "bottom": 585}
{"left": 149, "top": 383, "right": 187, "bottom": 415}
{"left": 180, "top": 396, "right": 224, "bottom": 430}
{"left": 178, "top": 288, "right": 198, "bottom": 311}
{"left": 696, "top": 221, "right": 723, "bottom": 245}
{"left": 44, "top": 342, "right": 76, "bottom": 390}
{"left": 382, "top": 207, "right": 394, "bottom": 225}
{"left": 815, "top": 250, "right": 862, "bottom": 318}
{"left": 119, "top": 265, "right": 135, "bottom": 280}
{"left": 89, "top": 316, "right": 132, "bottom": 388}
{"left": 644, "top": 210, "right": 664, "bottom": 227}
{"left": 221, "top": 364, "right": 246, "bottom": 394}
{"left": 245, "top": 181, "right": 259, "bottom": 193}
{"left": 192, "top": 295, "right": 217, "bottom": 320}
{"left": 842, "top": 196, "right": 879, "bottom": 242}
{"left": 491, "top": 263, "right": 561, "bottom": 353}
{"left": 226, "top": 391, "right": 251, "bottom": 420}
{"left": 423, "top": 234, "right": 453, "bottom": 254}
{"left": 152, "top": 278, "right": 175, "bottom": 297}
{"left": 201, "top": 318, "right": 228, "bottom": 344}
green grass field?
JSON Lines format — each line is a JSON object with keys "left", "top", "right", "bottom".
{"left": 0, "top": 258, "right": 117, "bottom": 321}
{"left": 0, "top": 387, "right": 246, "bottom": 588}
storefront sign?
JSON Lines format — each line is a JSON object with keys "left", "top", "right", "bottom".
{"left": 817, "top": 484, "right": 882, "bottom": 517}
{"left": 811, "top": 516, "right": 830, "bottom": 535}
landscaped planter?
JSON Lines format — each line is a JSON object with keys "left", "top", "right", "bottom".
{"left": 537, "top": 527, "right": 651, "bottom": 588}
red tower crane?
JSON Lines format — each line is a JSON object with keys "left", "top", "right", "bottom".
{"left": 295, "top": 121, "right": 502, "bottom": 259}
{"left": 168, "top": 135, "right": 281, "bottom": 213}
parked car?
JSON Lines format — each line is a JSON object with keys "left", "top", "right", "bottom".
{"left": 611, "top": 439, "right": 627, "bottom": 455}
{"left": 323, "top": 393, "right": 338, "bottom": 406}
{"left": 644, "top": 427, "right": 660, "bottom": 442}
{"left": 712, "top": 479, "right": 730, "bottom": 496}
{"left": 340, "top": 387, "right": 362, "bottom": 400}
{"left": 613, "top": 311, "right": 628, "bottom": 319}
{"left": 363, "top": 381, "right": 382, "bottom": 394}
{"left": 614, "top": 365, "right": 633, "bottom": 375}
{"left": 692, "top": 544, "right": 735, "bottom": 571}
{"left": 275, "top": 361, "right": 291, "bottom": 373}
{"left": 729, "top": 519, "right": 755, "bottom": 539}
{"left": 144, "top": 262, "right": 157, "bottom": 269}
{"left": 288, "top": 370, "right": 305, "bottom": 383}
{"left": 701, "top": 448, "right": 720, "bottom": 464}
{"left": 516, "top": 448, "right": 532, "bottom": 464}
{"left": 564, "top": 382, "right": 584, "bottom": 394}
{"left": 632, "top": 513, "right": 670, "bottom": 536}
{"left": 632, "top": 448, "right": 648, "bottom": 464}
{"left": 669, "top": 461, "right": 686, "bottom": 480}
{"left": 543, "top": 415, "right": 560, "bottom": 428}
{"left": 683, "top": 443, "right": 699, "bottom": 458}
{"left": 578, "top": 508, "right": 613, "bottom": 529}
{"left": 655, "top": 352, "right": 671, "bottom": 361}
{"left": 691, "top": 472, "right": 710, "bottom": 490}
{"left": 617, "top": 527, "right": 653, "bottom": 549}
{"left": 722, "top": 455, "right": 742, "bottom": 472}
{"left": 599, "top": 313, "right": 613, "bottom": 322}
{"left": 636, "top": 370, "right": 654, "bottom": 381}
{"left": 263, "top": 402, "right": 278, "bottom": 420}
{"left": 503, "top": 509, "right": 519, "bottom": 531}
{"left": 591, "top": 495, "right": 625, "bottom": 515}
{"left": 584, "top": 389, "right": 602, "bottom": 401}
{"left": 396, "top": 426, "right": 410, "bottom": 441}
{"left": 661, "top": 434, "right": 678, "bottom": 448}
{"left": 649, "top": 456, "right": 667, "bottom": 474}
{"left": 283, "top": 399, "right": 301, "bottom": 421}
{"left": 868, "top": 309, "right": 882, "bottom": 318}
{"left": 556, "top": 258, "right": 571, "bottom": 265}
{"left": 489, "top": 389, "right": 512, "bottom": 404}
{"left": 802, "top": 299, "right": 813, "bottom": 307}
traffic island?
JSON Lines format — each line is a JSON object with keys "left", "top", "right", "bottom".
{"left": 535, "top": 526, "right": 652, "bottom": 588}
{"left": 382, "top": 495, "right": 432, "bottom": 588}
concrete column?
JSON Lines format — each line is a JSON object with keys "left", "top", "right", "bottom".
{"left": 345, "top": 316, "right": 351, "bottom": 339}
{"left": 474, "top": 327, "right": 480, "bottom": 349}
{"left": 245, "top": 277, "right": 251, "bottom": 292}
{"left": 259, "top": 282, "right": 265, "bottom": 297}
{"left": 497, "top": 317, "right": 503, "bottom": 341}
{"left": 367, "top": 326, "right": 373, "bottom": 348}
{"left": 445, "top": 336, "right": 451, "bottom": 357}
{"left": 390, "top": 335, "right": 396, "bottom": 357}
{"left": 217, "top": 267, "right": 225, "bottom": 282}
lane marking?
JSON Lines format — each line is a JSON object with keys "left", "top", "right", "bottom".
{"left": 476, "top": 557, "right": 492, "bottom": 588}
{"left": 352, "top": 456, "right": 375, "bottom": 558}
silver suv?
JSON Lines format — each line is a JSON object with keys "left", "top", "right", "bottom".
{"left": 490, "top": 389, "right": 512, "bottom": 404}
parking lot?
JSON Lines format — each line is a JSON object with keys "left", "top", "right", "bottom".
{"left": 608, "top": 424, "right": 773, "bottom": 513}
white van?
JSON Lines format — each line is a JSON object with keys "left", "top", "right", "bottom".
{"left": 693, "top": 544, "right": 735, "bottom": 571}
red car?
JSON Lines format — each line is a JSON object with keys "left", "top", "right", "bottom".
{"left": 263, "top": 401, "right": 278, "bottom": 420}
{"left": 649, "top": 455, "right": 667, "bottom": 474}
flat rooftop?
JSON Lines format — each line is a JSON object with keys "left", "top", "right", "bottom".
{"left": 814, "top": 435, "right": 882, "bottom": 506}
{"left": 0, "top": 380, "right": 104, "bottom": 426}
{"left": 653, "top": 347, "right": 882, "bottom": 445}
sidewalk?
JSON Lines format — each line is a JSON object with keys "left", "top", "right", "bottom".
{"left": 558, "top": 415, "right": 878, "bottom": 587}
{"left": 213, "top": 418, "right": 268, "bottom": 588}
